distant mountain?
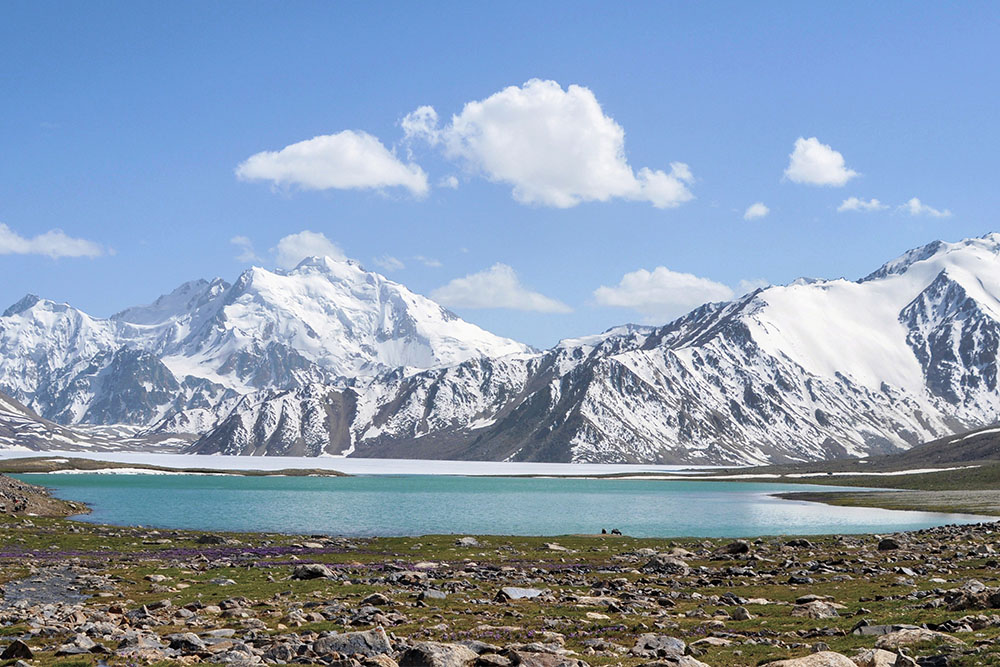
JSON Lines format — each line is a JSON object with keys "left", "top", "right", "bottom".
{"left": 0, "top": 257, "right": 530, "bottom": 429}
{"left": 0, "top": 389, "right": 189, "bottom": 453}
{"left": 193, "top": 234, "right": 1000, "bottom": 464}
{"left": 5, "top": 235, "right": 1000, "bottom": 465}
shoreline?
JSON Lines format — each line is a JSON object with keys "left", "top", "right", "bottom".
{"left": 2, "top": 503, "right": 1000, "bottom": 666}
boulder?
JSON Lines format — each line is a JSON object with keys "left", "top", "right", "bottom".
{"left": 1, "top": 641, "right": 33, "bottom": 660}
{"left": 877, "top": 538, "right": 901, "bottom": 551}
{"left": 496, "top": 587, "right": 545, "bottom": 601}
{"left": 874, "top": 629, "right": 964, "bottom": 650}
{"left": 398, "top": 641, "right": 478, "bottom": 667}
{"left": 631, "top": 634, "right": 686, "bottom": 659}
{"left": 851, "top": 649, "right": 901, "bottom": 667}
{"left": 314, "top": 628, "right": 393, "bottom": 657}
{"left": 292, "top": 563, "right": 337, "bottom": 580}
{"left": 507, "top": 653, "right": 588, "bottom": 667}
{"left": 641, "top": 555, "right": 690, "bottom": 576}
{"left": 763, "top": 652, "right": 856, "bottom": 666}
{"left": 791, "top": 601, "right": 840, "bottom": 619}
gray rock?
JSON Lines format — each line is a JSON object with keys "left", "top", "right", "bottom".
{"left": 292, "top": 563, "right": 337, "bottom": 580}
{"left": 877, "top": 537, "right": 901, "bottom": 551}
{"left": 455, "top": 537, "right": 480, "bottom": 547}
{"left": 398, "top": 641, "right": 478, "bottom": 667}
{"left": 1, "top": 641, "right": 33, "bottom": 660}
{"left": 631, "top": 634, "right": 686, "bottom": 659}
{"left": 641, "top": 555, "right": 690, "bottom": 576}
{"left": 508, "top": 653, "right": 589, "bottom": 667}
{"left": 496, "top": 587, "right": 545, "bottom": 601}
{"left": 313, "top": 628, "right": 393, "bottom": 657}
{"left": 168, "top": 632, "right": 207, "bottom": 652}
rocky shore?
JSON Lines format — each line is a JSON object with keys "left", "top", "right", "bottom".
{"left": 2, "top": 509, "right": 1000, "bottom": 667}
{"left": 0, "top": 473, "right": 86, "bottom": 517}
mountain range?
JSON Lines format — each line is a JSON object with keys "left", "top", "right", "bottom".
{"left": 3, "top": 233, "right": 1000, "bottom": 464}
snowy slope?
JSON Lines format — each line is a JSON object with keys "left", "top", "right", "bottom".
{"left": 193, "top": 234, "right": 1000, "bottom": 464}
{"left": 0, "top": 257, "right": 530, "bottom": 428}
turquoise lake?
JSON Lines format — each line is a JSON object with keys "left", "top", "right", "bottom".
{"left": 17, "top": 473, "right": 991, "bottom": 538}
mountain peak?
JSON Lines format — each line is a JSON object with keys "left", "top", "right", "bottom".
{"left": 2, "top": 294, "right": 42, "bottom": 317}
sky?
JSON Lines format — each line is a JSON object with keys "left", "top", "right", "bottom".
{"left": 2, "top": 2, "right": 999, "bottom": 348}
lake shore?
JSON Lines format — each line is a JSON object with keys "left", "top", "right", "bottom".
{"left": 3, "top": 499, "right": 1000, "bottom": 667}
{"left": 7, "top": 451, "right": 1000, "bottom": 520}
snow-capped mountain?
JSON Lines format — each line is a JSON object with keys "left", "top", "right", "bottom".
{"left": 192, "top": 234, "right": 1000, "bottom": 464}
{"left": 0, "top": 257, "right": 530, "bottom": 428}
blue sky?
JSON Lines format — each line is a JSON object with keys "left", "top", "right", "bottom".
{"left": 2, "top": 2, "right": 999, "bottom": 347}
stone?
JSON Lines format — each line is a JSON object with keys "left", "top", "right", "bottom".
{"left": 1, "top": 640, "right": 33, "bottom": 660}
{"left": 877, "top": 538, "right": 901, "bottom": 551}
{"left": 508, "top": 654, "right": 589, "bottom": 667}
{"left": 314, "top": 628, "right": 393, "bottom": 657}
{"left": 419, "top": 589, "right": 448, "bottom": 601}
{"left": 292, "top": 563, "right": 337, "bottom": 580}
{"left": 791, "top": 601, "right": 840, "bottom": 619}
{"left": 874, "top": 629, "right": 965, "bottom": 650}
{"left": 641, "top": 555, "right": 690, "bottom": 576}
{"left": 851, "top": 648, "right": 901, "bottom": 667}
{"left": 398, "top": 641, "right": 479, "bottom": 667}
{"left": 456, "top": 537, "right": 480, "bottom": 547}
{"left": 168, "top": 632, "right": 207, "bottom": 652}
{"left": 718, "top": 539, "right": 751, "bottom": 555}
{"left": 763, "top": 652, "right": 857, "bottom": 667}
{"left": 636, "top": 658, "right": 709, "bottom": 667}
{"left": 731, "top": 606, "right": 753, "bottom": 620}
{"left": 496, "top": 587, "right": 545, "bottom": 601}
{"left": 631, "top": 634, "right": 686, "bottom": 659}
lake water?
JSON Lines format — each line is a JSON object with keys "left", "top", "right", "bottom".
{"left": 17, "top": 473, "right": 991, "bottom": 538}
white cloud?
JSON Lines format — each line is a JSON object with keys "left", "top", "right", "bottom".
{"left": 0, "top": 223, "right": 104, "bottom": 259}
{"left": 838, "top": 197, "right": 888, "bottom": 212}
{"left": 900, "top": 197, "right": 952, "bottom": 218}
{"left": 414, "top": 255, "right": 443, "bottom": 268}
{"left": 274, "top": 231, "right": 345, "bottom": 269}
{"left": 404, "top": 79, "right": 694, "bottom": 209}
{"left": 236, "top": 130, "right": 429, "bottom": 196}
{"left": 439, "top": 175, "right": 460, "bottom": 189}
{"left": 372, "top": 255, "right": 405, "bottom": 272}
{"left": 594, "top": 266, "right": 735, "bottom": 322}
{"left": 743, "top": 202, "right": 769, "bottom": 220}
{"left": 784, "top": 137, "right": 858, "bottom": 186}
{"left": 230, "top": 236, "right": 262, "bottom": 263}
{"left": 431, "top": 263, "right": 571, "bottom": 313}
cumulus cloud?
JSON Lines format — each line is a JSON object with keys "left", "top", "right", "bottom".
{"left": 784, "top": 137, "right": 858, "bottom": 186}
{"left": 431, "top": 263, "right": 571, "bottom": 313}
{"left": 838, "top": 197, "right": 887, "bottom": 212}
{"left": 403, "top": 79, "right": 694, "bottom": 209}
{"left": 372, "top": 255, "right": 405, "bottom": 272}
{"left": 230, "top": 236, "right": 262, "bottom": 263}
{"left": 0, "top": 223, "right": 104, "bottom": 259}
{"left": 236, "top": 130, "right": 429, "bottom": 196}
{"left": 743, "top": 202, "right": 769, "bottom": 220}
{"left": 900, "top": 197, "right": 952, "bottom": 218}
{"left": 274, "top": 230, "right": 346, "bottom": 269}
{"left": 594, "top": 267, "right": 735, "bottom": 322}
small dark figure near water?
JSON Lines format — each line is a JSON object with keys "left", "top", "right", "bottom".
{"left": 611, "top": 528, "right": 622, "bottom": 535}
{"left": 601, "top": 528, "right": 607, "bottom": 534}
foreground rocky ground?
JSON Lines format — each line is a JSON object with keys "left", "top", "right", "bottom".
{"left": 3, "top": 512, "right": 1000, "bottom": 667}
